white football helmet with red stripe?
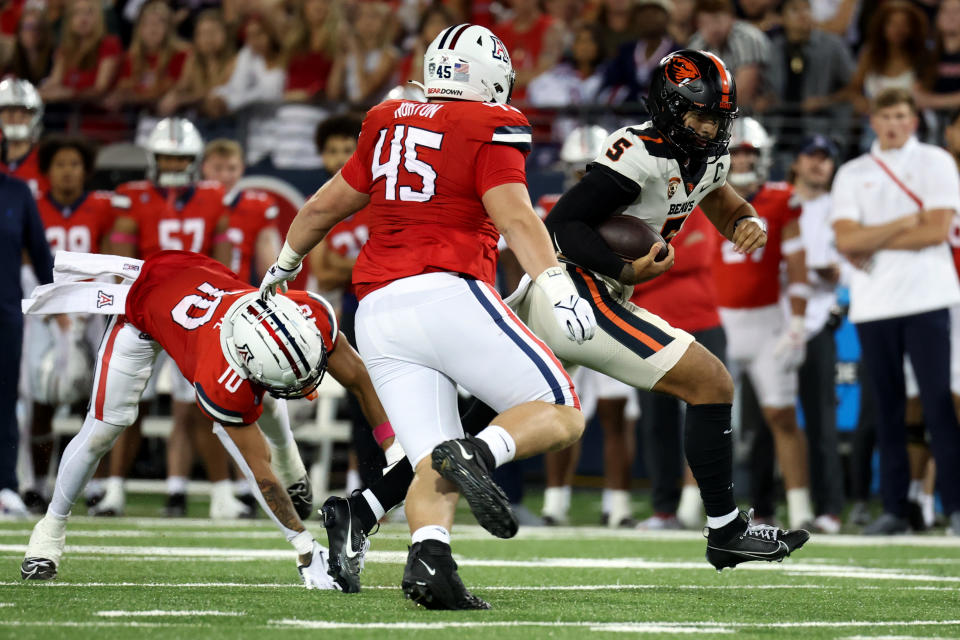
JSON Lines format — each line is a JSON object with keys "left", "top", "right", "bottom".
{"left": 419, "top": 24, "right": 515, "bottom": 104}
{"left": 220, "top": 292, "right": 327, "bottom": 399}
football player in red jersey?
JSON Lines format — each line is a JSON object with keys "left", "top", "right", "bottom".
{"left": 21, "top": 136, "right": 117, "bottom": 513}
{"left": 0, "top": 78, "right": 48, "bottom": 197}
{"left": 202, "top": 139, "right": 281, "bottom": 284}
{"left": 104, "top": 117, "right": 242, "bottom": 519}
{"left": 711, "top": 117, "right": 815, "bottom": 529}
{"left": 262, "top": 24, "right": 596, "bottom": 608}
{"left": 21, "top": 250, "right": 407, "bottom": 589}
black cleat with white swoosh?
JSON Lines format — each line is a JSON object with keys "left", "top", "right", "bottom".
{"left": 401, "top": 540, "right": 489, "bottom": 610}
{"left": 20, "top": 557, "right": 57, "bottom": 581}
{"left": 431, "top": 436, "right": 518, "bottom": 539}
{"left": 321, "top": 495, "right": 369, "bottom": 593}
{"left": 705, "top": 509, "right": 810, "bottom": 571}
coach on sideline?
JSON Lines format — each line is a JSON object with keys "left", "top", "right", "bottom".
{"left": 830, "top": 88, "right": 960, "bottom": 536}
{"left": 0, "top": 171, "right": 52, "bottom": 516}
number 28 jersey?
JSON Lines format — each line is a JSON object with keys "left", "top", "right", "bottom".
{"left": 340, "top": 99, "right": 533, "bottom": 299}
{"left": 125, "top": 251, "right": 339, "bottom": 425}
{"left": 591, "top": 121, "right": 730, "bottom": 242}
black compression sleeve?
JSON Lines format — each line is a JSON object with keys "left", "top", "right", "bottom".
{"left": 544, "top": 164, "right": 642, "bottom": 280}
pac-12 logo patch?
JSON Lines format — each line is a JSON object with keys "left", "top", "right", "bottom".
{"left": 667, "top": 176, "right": 681, "bottom": 198}
{"left": 96, "top": 290, "right": 114, "bottom": 308}
{"left": 666, "top": 56, "right": 701, "bottom": 87}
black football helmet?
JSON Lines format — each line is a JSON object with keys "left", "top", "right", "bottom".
{"left": 645, "top": 49, "right": 739, "bottom": 161}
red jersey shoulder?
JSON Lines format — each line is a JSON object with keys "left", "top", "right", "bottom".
{"left": 459, "top": 102, "right": 531, "bottom": 152}
{"left": 234, "top": 189, "right": 279, "bottom": 219}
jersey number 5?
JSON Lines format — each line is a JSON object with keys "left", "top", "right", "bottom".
{"left": 372, "top": 125, "right": 444, "bottom": 202}
{"left": 605, "top": 138, "right": 633, "bottom": 162}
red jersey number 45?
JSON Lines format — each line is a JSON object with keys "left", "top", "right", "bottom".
{"left": 372, "top": 125, "right": 444, "bottom": 202}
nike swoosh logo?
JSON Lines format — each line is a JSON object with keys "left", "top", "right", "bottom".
{"left": 723, "top": 428, "right": 733, "bottom": 434}
{"left": 419, "top": 559, "right": 436, "bottom": 576}
{"left": 344, "top": 505, "right": 359, "bottom": 559}
{"left": 456, "top": 442, "right": 473, "bottom": 461}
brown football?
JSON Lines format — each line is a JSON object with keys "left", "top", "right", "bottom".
{"left": 596, "top": 215, "right": 669, "bottom": 262}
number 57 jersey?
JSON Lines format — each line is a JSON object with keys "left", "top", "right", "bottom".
{"left": 340, "top": 99, "right": 533, "bottom": 299}
{"left": 124, "top": 250, "right": 339, "bottom": 425}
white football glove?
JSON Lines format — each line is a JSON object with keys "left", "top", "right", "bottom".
{"left": 260, "top": 240, "right": 305, "bottom": 299}
{"left": 535, "top": 266, "right": 597, "bottom": 344}
{"left": 297, "top": 540, "right": 341, "bottom": 590}
{"left": 773, "top": 315, "right": 807, "bottom": 370}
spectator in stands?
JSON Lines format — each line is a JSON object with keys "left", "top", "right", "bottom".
{"left": 208, "top": 12, "right": 285, "bottom": 116}
{"left": 394, "top": 3, "right": 454, "bottom": 89}
{"left": 283, "top": 0, "right": 342, "bottom": 103}
{"left": 831, "top": 88, "right": 960, "bottom": 536}
{"left": 104, "top": 1, "right": 189, "bottom": 112}
{"left": 326, "top": 2, "right": 398, "bottom": 107}
{"left": 39, "top": 0, "right": 121, "bottom": 104}
{"left": 495, "top": 0, "right": 566, "bottom": 100}
{"left": 598, "top": 0, "right": 677, "bottom": 104}
{"left": 528, "top": 23, "right": 605, "bottom": 111}
{"left": 813, "top": 0, "right": 861, "bottom": 42}
{"left": 846, "top": 1, "right": 931, "bottom": 117}
{"left": 688, "top": 0, "right": 772, "bottom": 111}
{"left": 668, "top": 0, "right": 698, "bottom": 46}
{"left": 916, "top": 0, "right": 960, "bottom": 117}
{"left": 767, "top": 0, "right": 855, "bottom": 154}
{"left": 0, "top": 6, "right": 54, "bottom": 86}
{"left": 738, "top": 0, "right": 781, "bottom": 35}
{"left": 157, "top": 10, "right": 236, "bottom": 118}
{"left": 791, "top": 135, "right": 845, "bottom": 534}
{"left": 596, "top": 0, "right": 639, "bottom": 57}
{"left": 0, "top": 170, "right": 51, "bottom": 517}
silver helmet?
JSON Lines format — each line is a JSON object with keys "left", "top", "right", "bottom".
{"left": 144, "top": 117, "right": 204, "bottom": 188}
{"left": 0, "top": 78, "right": 43, "bottom": 142}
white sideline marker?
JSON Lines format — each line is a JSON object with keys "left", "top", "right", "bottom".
{"left": 96, "top": 610, "right": 244, "bottom": 618}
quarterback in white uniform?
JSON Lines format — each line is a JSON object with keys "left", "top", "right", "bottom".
{"left": 512, "top": 50, "right": 810, "bottom": 568}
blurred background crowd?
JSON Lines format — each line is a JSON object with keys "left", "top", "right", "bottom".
{"left": 2, "top": 0, "right": 960, "bottom": 537}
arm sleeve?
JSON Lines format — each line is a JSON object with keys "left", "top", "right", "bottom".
{"left": 475, "top": 143, "right": 527, "bottom": 195}
{"left": 544, "top": 163, "right": 642, "bottom": 280}
{"left": 22, "top": 185, "right": 53, "bottom": 285}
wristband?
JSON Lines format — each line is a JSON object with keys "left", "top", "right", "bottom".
{"left": 535, "top": 266, "right": 577, "bottom": 304}
{"left": 372, "top": 421, "right": 395, "bottom": 446}
{"left": 787, "top": 315, "right": 806, "bottom": 334}
{"left": 277, "top": 239, "right": 305, "bottom": 271}
{"left": 291, "top": 530, "right": 314, "bottom": 555}
{"left": 110, "top": 232, "right": 137, "bottom": 245}
{"left": 733, "top": 216, "right": 767, "bottom": 234}
{"left": 787, "top": 282, "right": 812, "bottom": 299}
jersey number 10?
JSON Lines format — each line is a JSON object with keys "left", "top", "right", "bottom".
{"left": 372, "top": 125, "right": 444, "bottom": 202}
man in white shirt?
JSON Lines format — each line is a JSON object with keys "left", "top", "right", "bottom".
{"left": 831, "top": 88, "right": 960, "bottom": 535}
{"left": 793, "top": 135, "right": 844, "bottom": 534}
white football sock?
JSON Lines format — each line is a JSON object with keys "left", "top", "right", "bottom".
{"left": 787, "top": 487, "right": 815, "bottom": 528}
{"left": 706, "top": 509, "right": 739, "bottom": 529}
{"left": 921, "top": 493, "right": 936, "bottom": 528}
{"left": 607, "top": 490, "right": 632, "bottom": 527}
{"left": 84, "top": 477, "right": 104, "bottom": 500}
{"left": 601, "top": 488, "right": 612, "bottom": 515}
{"left": 411, "top": 525, "right": 450, "bottom": 546}
{"left": 908, "top": 479, "right": 923, "bottom": 502}
{"left": 361, "top": 488, "right": 385, "bottom": 521}
{"left": 476, "top": 425, "right": 516, "bottom": 468}
{"left": 346, "top": 469, "right": 362, "bottom": 495}
{"left": 234, "top": 479, "right": 252, "bottom": 497}
{"left": 166, "top": 475, "right": 188, "bottom": 495}
{"left": 542, "top": 486, "right": 571, "bottom": 520}
{"left": 49, "top": 416, "right": 125, "bottom": 519}
{"left": 677, "top": 485, "right": 703, "bottom": 529}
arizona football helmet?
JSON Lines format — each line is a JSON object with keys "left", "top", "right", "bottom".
{"left": 0, "top": 78, "right": 44, "bottom": 142}
{"left": 144, "top": 117, "right": 204, "bottom": 188}
{"left": 727, "top": 116, "right": 773, "bottom": 187}
{"left": 646, "top": 49, "right": 738, "bottom": 161}
{"left": 220, "top": 292, "right": 328, "bottom": 399}
{"left": 419, "top": 24, "right": 515, "bottom": 104}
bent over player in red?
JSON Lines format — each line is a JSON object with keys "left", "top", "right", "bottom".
{"left": 20, "top": 250, "right": 403, "bottom": 589}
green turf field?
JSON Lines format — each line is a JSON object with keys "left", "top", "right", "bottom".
{"left": 1, "top": 494, "right": 959, "bottom": 640}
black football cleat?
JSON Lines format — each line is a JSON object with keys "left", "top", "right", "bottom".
{"left": 321, "top": 496, "right": 369, "bottom": 593}
{"left": 20, "top": 557, "right": 57, "bottom": 581}
{"left": 163, "top": 492, "right": 187, "bottom": 517}
{"left": 401, "top": 540, "right": 490, "bottom": 610}
{"left": 287, "top": 475, "right": 314, "bottom": 521}
{"left": 705, "top": 509, "right": 810, "bottom": 571}
{"left": 431, "top": 437, "right": 518, "bottom": 539}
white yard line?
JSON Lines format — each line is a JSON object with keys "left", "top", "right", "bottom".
{"left": 0, "top": 621, "right": 205, "bottom": 628}
{"left": 0, "top": 529, "right": 281, "bottom": 539}
{"left": 269, "top": 619, "right": 960, "bottom": 632}
{"left": 0, "top": 581, "right": 955, "bottom": 592}
{"left": 95, "top": 610, "right": 243, "bottom": 617}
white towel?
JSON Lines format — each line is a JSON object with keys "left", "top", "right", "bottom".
{"left": 52, "top": 251, "right": 144, "bottom": 283}
{"left": 23, "top": 281, "right": 130, "bottom": 315}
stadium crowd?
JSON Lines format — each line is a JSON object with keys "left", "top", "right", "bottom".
{"left": 1, "top": 0, "right": 960, "bottom": 540}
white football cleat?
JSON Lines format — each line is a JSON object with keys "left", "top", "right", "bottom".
{"left": 298, "top": 540, "right": 341, "bottom": 590}
{"left": 21, "top": 515, "right": 66, "bottom": 580}
{"left": 209, "top": 481, "right": 253, "bottom": 520}
{"left": 88, "top": 478, "right": 124, "bottom": 516}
